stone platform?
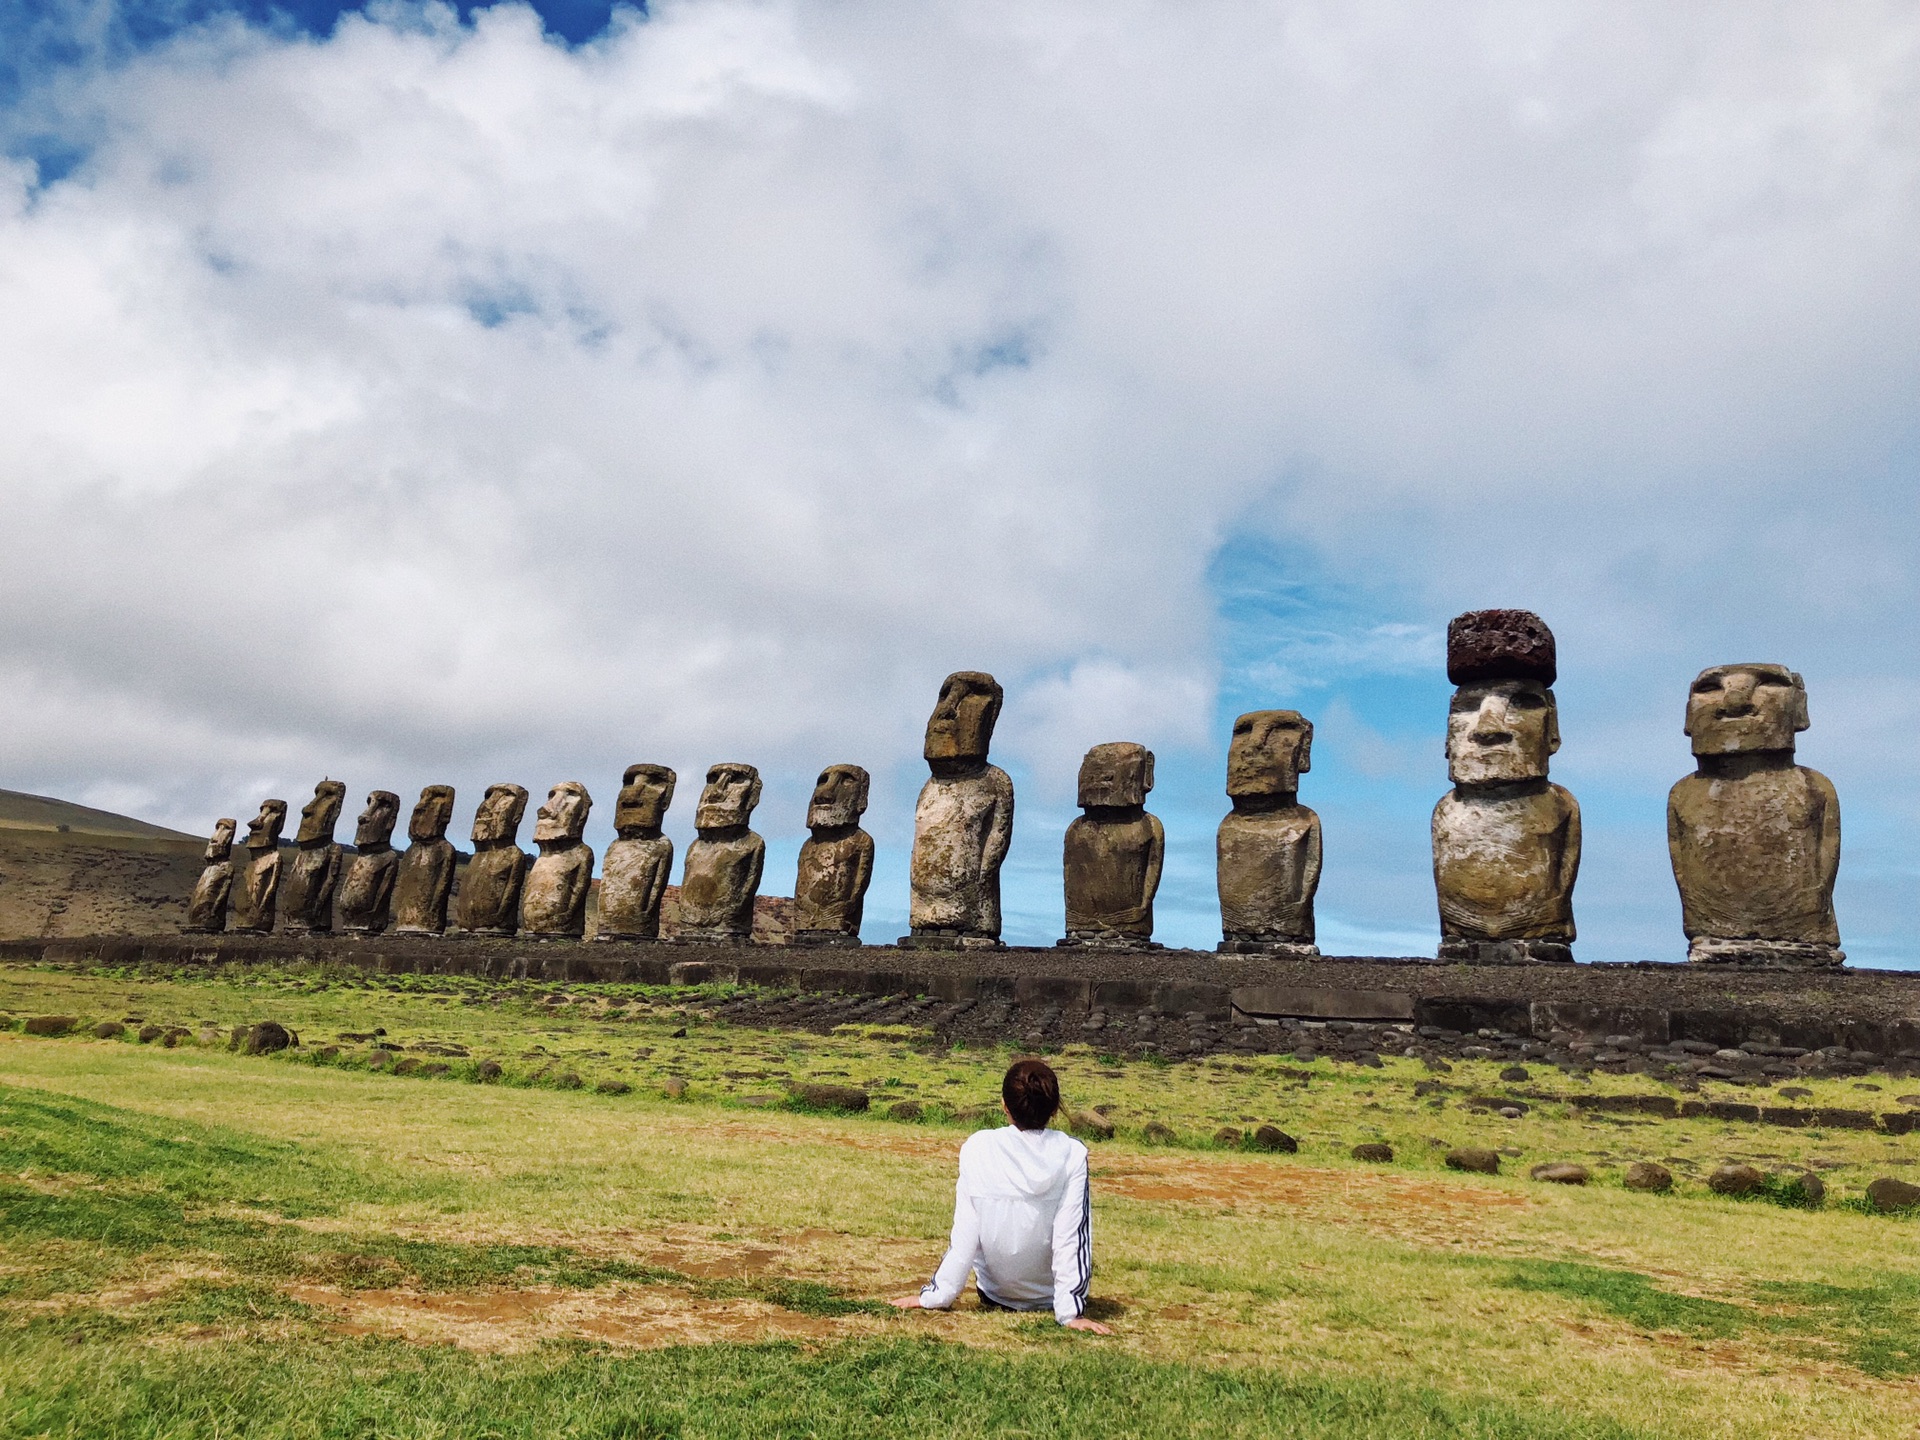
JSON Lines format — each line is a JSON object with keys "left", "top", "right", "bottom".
{"left": 6, "top": 934, "right": 1920, "bottom": 1056}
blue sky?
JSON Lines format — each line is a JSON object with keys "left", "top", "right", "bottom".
{"left": 1, "top": 0, "right": 1915, "bottom": 963}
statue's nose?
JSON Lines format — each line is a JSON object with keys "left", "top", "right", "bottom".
{"left": 1470, "top": 696, "right": 1512, "bottom": 742}
{"left": 1718, "top": 675, "right": 1757, "bottom": 714}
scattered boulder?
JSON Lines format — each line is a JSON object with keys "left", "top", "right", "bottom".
{"left": 161, "top": 1027, "right": 190, "bottom": 1048}
{"left": 1351, "top": 1143, "right": 1394, "bottom": 1163}
{"left": 393, "top": 1057, "right": 420, "bottom": 1076}
{"left": 1623, "top": 1162, "right": 1673, "bottom": 1193}
{"left": 23, "top": 1015, "right": 77, "bottom": 1037}
{"left": 1529, "top": 1162, "right": 1588, "bottom": 1185}
{"left": 239, "top": 1021, "right": 293, "bottom": 1056}
{"left": 137, "top": 1024, "right": 163, "bottom": 1044}
{"left": 1446, "top": 1148, "right": 1500, "bottom": 1175}
{"left": 661, "top": 1076, "right": 687, "bottom": 1099}
{"left": 789, "top": 1082, "right": 869, "bottom": 1112}
{"left": 1777, "top": 1170, "right": 1824, "bottom": 1206}
{"left": 1213, "top": 1127, "right": 1243, "bottom": 1148}
{"left": 474, "top": 1060, "right": 503, "bottom": 1082}
{"left": 1142, "top": 1122, "right": 1178, "bottom": 1145}
{"left": 421, "top": 1062, "right": 451, "bottom": 1079}
{"left": 91, "top": 1021, "right": 124, "bottom": 1040}
{"left": 1867, "top": 1177, "right": 1920, "bottom": 1212}
{"left": 1708, "top": 1162, "right": 1765, "bottom": 1196}
{"left": 887, "top": 1100, "right": 924, "bottom": 1121}
{"left": 595, "top": 1079, "right": 632, "bottom": 1096}
{"left": 366, "top": 1049, "right": 394, "bottom": 1070}
{"left": 555, "top": 1072, "right": 584, "bottom": 1090}
{"left": 316, "top": 1046, "right": 340, "bottom": 1062}
{"left": 1250, "top": 1125, "right": 1298, "bottom": 1154}
{"left": 1499, "top": 1065, "right": 1531, "bottom": 1082}
{"left": 1071, "top": 1110, "right": 1116, "bottom": 1141}
{"left": 669, "top": 1027, "right": 687, "bottom": 1038}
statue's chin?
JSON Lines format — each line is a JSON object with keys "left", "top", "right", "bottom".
{"left": 1449, "top": 753, "right": 1547, "bottom": 786}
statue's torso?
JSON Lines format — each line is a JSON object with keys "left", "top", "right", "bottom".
{"left": 1668, "top": 765, "right": 1838, "bottom": 942}
{"left": 280, "top": 843, "right": 343, "bottom": 931}
{"left": 1064, "top": 814, "right": 1162, "bottom": 933}
{"left": 1432, "top": 783, "right": 1579, "bottom": 941}
{"left": 599, "top": 836, "right": 674, "bottom": 937}
{"left": 909, "top": 767, "right": 1013, "bottom": 930}
{"left": 679, "top": 834, "right": 765, "bottom": 932}
{"left": 232, "top": 848, "right": 281, "bottom": 931}
{"left": 337, "top": 848, "right": 399, "bottom": 932}
{"left": 521, "top": 844, "right": 595, "bottom": 935}
{"left": 1217, "top": 805, "right": 1320, "bottom": 940}
{"left": 392, "top": 840, "right": 456, "bottom": 932}
{"left": 796, "top": 830, "right": 874, "bottom": 931}
{"left": 186, "top": 861, "right": 234, "bottom": 931}
{"left": 458, "top": 845, "right": 528, "bottom": 933}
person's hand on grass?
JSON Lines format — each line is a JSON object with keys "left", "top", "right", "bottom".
{"left": 1064, "top": 1317, "right": 1112, "bottom": 1335}
{"left": 889, "top": 1295, "right": 924, "bottom": 1309}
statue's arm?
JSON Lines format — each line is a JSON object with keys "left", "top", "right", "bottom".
{"left": 373, "top": 855, "right": 398, "bottom": 912}
{"left": 1140, "top": 814, "right": 1166, "bottom": 910}
{"left": 571, "top": 848, "right": 596, "bottom": 912}
{"left": 1303, "top": 810, "right": 1324, "bottom": 903}
{"left": 852, "top": 831, "right": 875, "bottom": 900}
{"left": 1812, "top": 770, "right": 1842, "bottom": 890}
{"left": 647, "top": 839, "right": 675, "bottom": 912}
{"left": 983, "top": 771, "right": 1015, "bottom": 871}
{"left": 746, "top": 836, "right": 766, "bottom": 896}
{"left": 1557, "top": 787, "right": 1582, "bottom": 898}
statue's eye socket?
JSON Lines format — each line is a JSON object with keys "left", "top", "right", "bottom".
{"left": 1449, "top": 694, "right": 1481, "bottom": 712}
{"left": 1753, "top": 677, "right": 1788, "bottom": 689}
{"left": 1509, "top": 693, "right": 1546, "bottom": 709}
{"left": 1691, "top": 680, "right": 1722, "bottom": 695}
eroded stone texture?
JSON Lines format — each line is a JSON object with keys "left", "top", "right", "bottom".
{"left": 1668, "top": 663, "right": 1842, "bottom": 968}
{"left": 595, "top": 765, "right": 676, "bottom": 942}
{"left": 392, "top": 785, "right": 458, "bottom": 935}
{"left": 1431, "top": 611, "right": 1579, "bottom": 964}
{"left": 1060, "top": 743, "right": 1164, "bottom": 948}
{"left": 675, "top": 764, "right": 765, "bottom": 942}
{"left": 521, "top": 781, "right": 594, "bottom": 939}
{"left": 903, "top": 672, "right": 1014, "bottom": 949}
{"left": 230, "top": 799, "right": 288, "bottom": 933}
{"left": 456, "top": 783, "right": 529, "bottom": 936}
{"left": 795, "top": 764, "right": 874, "bottom": 946}
{"left": 1217, "top": 710, "right": 1322, "bottom": 956}
{"left": 185, "top": 818, "right": 238, "bottom": 933}
{"left": 279, "top": 780, "right": 348, "bottom": 935}
{"left": 337, "top": 791, "right": 402, "bottom": 935}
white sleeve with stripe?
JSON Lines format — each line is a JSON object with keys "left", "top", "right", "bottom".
{"left": 1050, "top": 1143, "right": 1091, "bottom": 1323}
{"left": 919, "top": 1179, "right": 981, "bottom": 1310}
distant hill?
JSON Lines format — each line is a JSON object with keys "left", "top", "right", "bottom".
{"left": 0, "top": 790, "right": 204, "bottom": 939}
{"left": 0, "top": 789, "right": 202, "bottom": 843}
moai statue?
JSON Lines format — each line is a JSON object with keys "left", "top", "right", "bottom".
{"left": 456, "top": 783, "right": 530, "bottom": 936}
{"left": 337, "top": 791, "right": 402, "bottom": 935}
{"left": 229, "top": 798, "right": 288, "bottom": 933}
{"left": 521, "top": 781, "right": 595, "bottom": 939}
{"left": 279, "top": 780, "right": 348, "bottom": 935}
{"left": 1431, "top": 610, "right": 1580, "bottom": 964}
{"left": 1059, "top": 742, "right": 1164, "bottom": 949}
{"left": 184, "top": 818, "right": 238, "bottom": 933}
{"left": 391, "top": 785, "right": 459, "bottom": 935}
{"left": 1668, "top": 664, "right": 1842, "bottom": 967}
{"left": 594, "top": 765, "right": 676, "bottom": 942}
{"left": 675, "top": 764, "right": 765, "bottom": 943}
{"left": 1217, "top": 710, "right": 1322, "bottom": 956}
{"left": 794, "top": 764, "right": 874, "bottom": 946}
{"left": 901, "top": 672, "right": 1014, "bottom": 949}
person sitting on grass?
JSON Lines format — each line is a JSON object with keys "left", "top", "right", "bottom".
{"left": 892, "top": 1058, "right": 1112, "bottom": 1333}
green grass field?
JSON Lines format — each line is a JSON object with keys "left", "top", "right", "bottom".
{"left": 2, "top": 959, "right": 1919, "bottom": 1438}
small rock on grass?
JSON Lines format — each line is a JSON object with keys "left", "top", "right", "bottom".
{"left": 595, "top": 1079, "right": 632, "bottom": 1095}
{"left": 1446, "top": 1148, "right": 1500, "bottom": 1175}
{"left": 1708, "top": 1163, "right": 1765, "bottom": 1196}
{"left": 474, "top": 1060, "right": 503, "bottom": 1082}
{"left": 367, "top": 1049, "right": 394, "bottom": 1070}
{"left": 1499, "top": 1065, "right": 1531, "bottom": 1082}
{"left": 1867, "top": 1177, "right": 1920, "bottom": 1212}
{"left": 1142, "top": 1122, "right": 1178, "bottom": 1145}
{"left": 1623, "top": 1162, "right": 1673, "bottom": 1192}
{"left": 789, "top": 1082, "right": 869, "bottom": 1112}
{"left": 555, "top": 1072, "right": 584, "bottom": 1090}
{"left": 1780, "top": 1087, "right": 1814, "bottom": 1101}
{"left": 1071, "top": 1110, "right": 1116, "bottom": 1141}
{"left": 137, "top": 1024, "right": 164, "bottom": 1044}
{"left": 23, "top": 1015, "right": 76, "bottom": 1037}
{"left": 394, "top": 1057, "right": 420, "bottom": 1076}
{"left": 1777, "top": 1170, "right": 1824, "bottom": 1206}
{"left": 1249, "top": 1125, "right": 1298, "bottom": 1154}
{"left": 1213, "top": 1127, "right": 1243, "bottom": 1148}
{"left": 661, "top": 1076, "right": 687, "bottom": 1099}
{"left": 92, "top": 1021, "right": 125, "bottom": 1040}
{"left": 887, "top": 1100, "right": 924, "bottom": 1121}
{"left": 1529, "top": 1162, "right": 1588, "bottom": 1185}
{"left": 238, "top": 1021, "right": 294, "bottom": 1055}
{"left": 1351, "top": 1143, "right": 1394, "bottom": 1163}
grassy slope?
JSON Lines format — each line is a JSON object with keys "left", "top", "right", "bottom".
{"left": 1, "top": 961, "right": 1918, "bottom": 1438}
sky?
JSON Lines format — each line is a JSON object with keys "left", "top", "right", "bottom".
{"left": 0, "top": 0, "right": 1916, "bottom": 962}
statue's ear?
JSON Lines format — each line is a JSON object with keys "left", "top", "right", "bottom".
{"left": 1791, "top": 673, "right": 1810, "bottom": 732}
{"left": 1298, "top": 731, "right": 1312, "bottom": 775}
{"left": 747, "top": 776, "right": 764, "bottom": 810}
{"left": 1141, "top": 750, "right": 1155, "bottom": 795}
{"left": 1545, "top": 695, "right": 1562, "bottom": 756}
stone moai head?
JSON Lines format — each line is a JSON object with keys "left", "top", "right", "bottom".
{"left": 1444, "top": 610, "right": 1560, "bottom": 786}
{"left": 204, "top": 817, "right": 237, "bottom": 863}
{"left": 695, "top": 764, "right": 762, "bottom": 831}
{"left": 1078, "top": 742, "right": 1154, "bottom": 810}
{"left": 1685, "top": 663, "right": 1809, "bottom": 757}
{"left": 409, "top": 785, "right": 455, "bottom": 843}
{"left": 355, "top": 791, "right": 400, "bottom": 849}
{"left": 471, "top": 784, "right": 529, "bottom": 846}
{"left": 615, "top": 764, "right": 676, "bottom": 836}
{"left": 924, "top": 672, "right": 1004, "bottom": 764}
{"left": 245, "top": 799, "right": 287, "bottom": 851}
{"left": 533, "top": 781, "right": 592, "bottom": 844}
{"left": 808, "top": 765, "right": 871, "bottom": 829}
{"left": 1226, "top": 710, "right": 1312, "bottom": 799}
{"left": 295, "top": 780, "right": 347, "bottom": 845}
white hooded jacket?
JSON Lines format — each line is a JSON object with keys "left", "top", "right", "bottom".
{"left": 919, "top": 1123, "right": 1091, "bottom": 1323}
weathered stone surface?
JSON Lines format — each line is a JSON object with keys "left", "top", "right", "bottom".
{"left": 1231, "top": 986, "right": 1412, "bottom": 1021}
{"left": 1072, "top": 1109, "right": 1116, "bottom": 1140}
{"left": 391, "top": 786, "right": 458, "bottom": 936}
{"left": 1779, "top": 1170, "right": 1825, "bottom": 1206}
{"left": 1529, "top": 1162, "right": 1588, "bottom": 1185}
{"left": 789, "top": 1082, "right": 869, "bottom": 1111}
{"left": 1213, "top": 1127, "right": 1243, "bottom": 1148}
{"left": 279, "top": 781, "right": 347, "bottom": 936}
{"left": 595, "top": 1078, "right": 631, "bottom": 1095}
{"left": 456, "top": 784, "right": 529, "bottom": 936}
{"left": 520, "top": 782, "right": 594, "bottom": 939}
{"left": 185, "top": 818, "right": 238, "bottom": 933}
{"left": 1250, "top": 1125, "right": 1298, "bottom": 1153}
{"left": 794, "top": 764, "right": 874, "bottom": 946}
{"left": 1217, "top": 710, "right": 1322, "bottom": 955}
{"left": 661, "top": 1076, "right": 687, "bottom": 1099}
{"left": 230, "top": 798, "right": 288, "bottom": 933}
{"left": 1707, "top": 1162, "right": 1765, "bottom": 1196}
{"left": 904, "top": 673, "right": 1013, "bottom": 949}
{"left": 1142, "top": 1121, "right": 1178, "bottom": 1144}
{"left": 475, "top": 1059, "right": 503, "bottom": 1082}
{"left": 338, "top": 791, "right": 401, "bottom": 935}
{"left": 1624, "top": 1161, "right": 1673, "bottom": 1192}
{"left": 676, "top": 765, "right": 765, "bottom": 943}
{"left": 888, "top": 1100, "right": 924, "bottom": 1121}
{"left": 1352, "top": 1142, "right": 1395, "bottom": 1163}
{"left": 237, "top": 1020, "right": 293, "bottom": 1055}
{"left": 1669, "top": 664, "right": 1843, "bottom": 969}
{"left": 1432, "top": 612, "right": 1578, "bottom": 964}
{"left": 92, "top": 1020, "right": 124, "bottom": 1039}
{"left": 1446, "top": 1147, "right": 1501, "bottom": 1174}
{"left": 595, "top": 765, "right": 675, "bottom": 942}
{"left": 23, "top": 1014, "right": 76, "bottom": 1036}
{"left": 1866, "top": 1176, "right": 1920, "bottom": 1212}
{"left": 1061, "top": 743, "right": 1164, "bottom": 948}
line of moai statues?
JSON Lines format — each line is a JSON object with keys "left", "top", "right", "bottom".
{"left": 183, "top": 609, "right": 1844, "bottom": 968}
